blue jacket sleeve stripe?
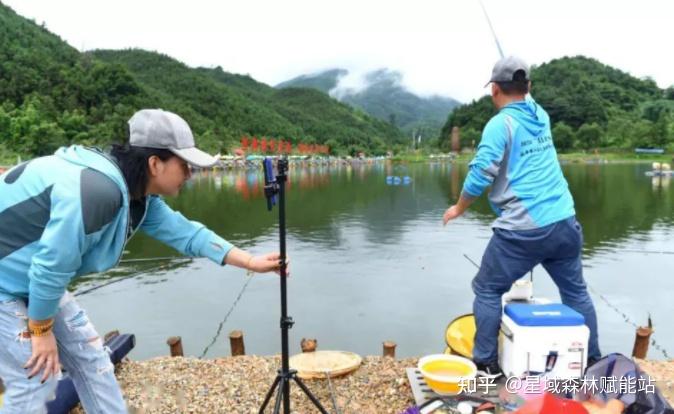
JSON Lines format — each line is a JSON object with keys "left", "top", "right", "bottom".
{"left": 462, "top": 116, "right": 509, "bottom": 198}
{"left": 28, "top": 190, "right": 86, "bottom": 320}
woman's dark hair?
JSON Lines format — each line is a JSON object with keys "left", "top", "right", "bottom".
{"left": 110, "top": 144, "right": 175, "bottom": 200}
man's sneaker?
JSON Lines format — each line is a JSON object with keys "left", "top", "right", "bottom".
{"left": 475, "top": 361, "right": 504, "bottom": 379}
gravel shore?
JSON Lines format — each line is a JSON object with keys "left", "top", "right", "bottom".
{"left": 69, "top": 356, "right": 674, "bottom": 413}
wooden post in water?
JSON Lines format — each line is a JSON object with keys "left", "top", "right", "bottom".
{"left": 383, "top": 341, "right": 397, "bottom": 358}
{"left": 167, "top": 336, "right": 184, "bottom": 357}
{"left": 632, "top": 316, "right": 654, "bottom": 359}
{"left": 229, "top": 330, "right": 245, "bottom": 356}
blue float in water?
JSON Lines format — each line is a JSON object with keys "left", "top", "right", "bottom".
{"left": 386, "top": 175, "right": 411, "bottom": 186}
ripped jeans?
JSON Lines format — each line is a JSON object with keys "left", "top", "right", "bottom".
{"left": 0, "top": 292, "right": 126, "bottom": 413}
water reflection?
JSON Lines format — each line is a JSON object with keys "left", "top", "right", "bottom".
{"left": 74, "top": 161, "right": 674, "bottom": 360}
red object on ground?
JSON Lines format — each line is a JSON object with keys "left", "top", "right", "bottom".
{"left": 514, "top": 392, "right": 588, "bottom": 414}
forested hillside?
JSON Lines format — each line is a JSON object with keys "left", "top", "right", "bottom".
{"left": 0, "top": 2, "right": 405, "bottom": 162}
{"left": 442, "top": 56, "right": 674, "bottom": 151}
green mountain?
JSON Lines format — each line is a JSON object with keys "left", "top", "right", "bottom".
{"left": 276, "top": 68, "right": 347, "bottom": 93}
{"left": 0, "top": 2, "right": 405, "bottom": 161}
{"left": 276, "top": 68, "right": 461, "bottom": 139}
{"left": 441, "top": 56, "right": 674, "bottom": 152}
{"left": 0, "top": 2, "right": 149, "bottom": 159}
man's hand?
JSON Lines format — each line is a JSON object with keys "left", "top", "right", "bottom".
{"left": 25, "top": 330, "right": 60, "bottom": 383}
{"left": 442, "top": 195, "right": 475, "bottom": 225}
{"left": 249, "top": 252, "right": 290, "bottom": 276}
{"left": 443, "top": 205, "right": 464, "bottom": 225}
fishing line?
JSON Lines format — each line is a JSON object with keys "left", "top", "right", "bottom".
{"left": 199, "top": 274, "right": 254, "bottom": 359}
{"left": 76, "top": 254, "right": 257, "bottom": 359}
{"left": 617, "top": 249, "right": 674, "bottom": 255}
{"left": 74, "top": 258, "right": 192, "bottom": 297}
{"left": 119, "top": 256, "right": 184, "bottom": 263}
{"left": 473, "top": 0, "right": 670, "bottom": 359}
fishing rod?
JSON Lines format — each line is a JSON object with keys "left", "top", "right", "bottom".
{"left": 475, "top": 0, "right": 670, "bottom": 361}
{"left": 478, "top": 0, "right": 505, "bottom": 59}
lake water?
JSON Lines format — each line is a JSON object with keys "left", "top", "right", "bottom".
{"left": 73, "top": 161, "right": 674, "bottom": 361}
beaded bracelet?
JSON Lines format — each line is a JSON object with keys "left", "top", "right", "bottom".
{"left": 28, "top": 320, "right": 54, "bottom": 337}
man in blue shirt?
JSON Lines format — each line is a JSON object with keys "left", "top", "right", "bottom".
{"left": 442, "top": 56, "right": 601, "bottom": 377}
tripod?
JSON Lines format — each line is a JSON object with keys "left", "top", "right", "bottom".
{"left": 259, "top": 157, "right": 329, "bottom": 414}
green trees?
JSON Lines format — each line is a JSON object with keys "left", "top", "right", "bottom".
{"left": 0, "top": 3, "right": 406, "bottom": 159}
{"left": 576, "top": 123, "right": 602, "bottom": 150}
{"left": 442, "top": 56, "right": 674, "bottom": 152}
{"left": 552, "top": 122, "right": 575, "bottom": 152}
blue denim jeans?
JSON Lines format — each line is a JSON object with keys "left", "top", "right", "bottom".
{"left": 471, "top": 217, "right": 601, "bottom": 364}
{"left": 0, "top": 292, "right": 126, "bottom": 413}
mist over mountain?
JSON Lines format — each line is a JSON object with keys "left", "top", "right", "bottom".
{"left": 277, "top": 68, "right": 461, "bottom": 139}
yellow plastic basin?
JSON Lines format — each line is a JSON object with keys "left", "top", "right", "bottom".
{"left": 418, "top": 354, "right": 477, "bottom": 395}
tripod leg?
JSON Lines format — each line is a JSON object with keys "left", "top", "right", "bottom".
{"left": 283, "top": 376, "right": 292, "bottom": 414}
{"left": 292, "top": 376, "right": 331, "bottom": 414}
{"left": 259, "top": 376, "right": 281, "bottom": 414}
{"left": 273, "top": 378, "right": 284, "bottom": 414}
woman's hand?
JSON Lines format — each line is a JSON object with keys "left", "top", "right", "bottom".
{"left": 25, "top": 330, "right": 60, "bottom": 383}
{"left": 249, "top": 252, "right": 290, "bottom": 276}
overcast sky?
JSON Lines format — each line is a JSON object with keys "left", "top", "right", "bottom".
{"left": 4, "top": 0, "right": 673, "bottom": 103}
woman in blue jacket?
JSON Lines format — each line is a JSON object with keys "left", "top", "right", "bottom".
{"left": 0, "top": 109, "right": 283, "bottom": 413}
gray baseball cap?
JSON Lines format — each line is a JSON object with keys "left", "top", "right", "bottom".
{"left": 485, "top": 56, "right": 530, "bottom": 87}
{"left": 128, "top": 109, "right": 218, "bottom": 168}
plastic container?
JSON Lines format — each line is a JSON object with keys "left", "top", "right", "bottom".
{"left": 500, "top": 304, "right": 589, "bottom": 379}
{"left": 417, "top": 354, "right": 477, "bottom": 395}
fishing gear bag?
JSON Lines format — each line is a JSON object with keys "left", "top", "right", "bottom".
{"left": 578, "top": 353, "right": 674, "bottom": 414}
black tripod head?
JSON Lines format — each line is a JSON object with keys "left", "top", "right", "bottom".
{"left": 263, "top": 157, "right": 278, "bottom": 211}
{"left": 263, "top": 157, "right": 288, "bottom": 211}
